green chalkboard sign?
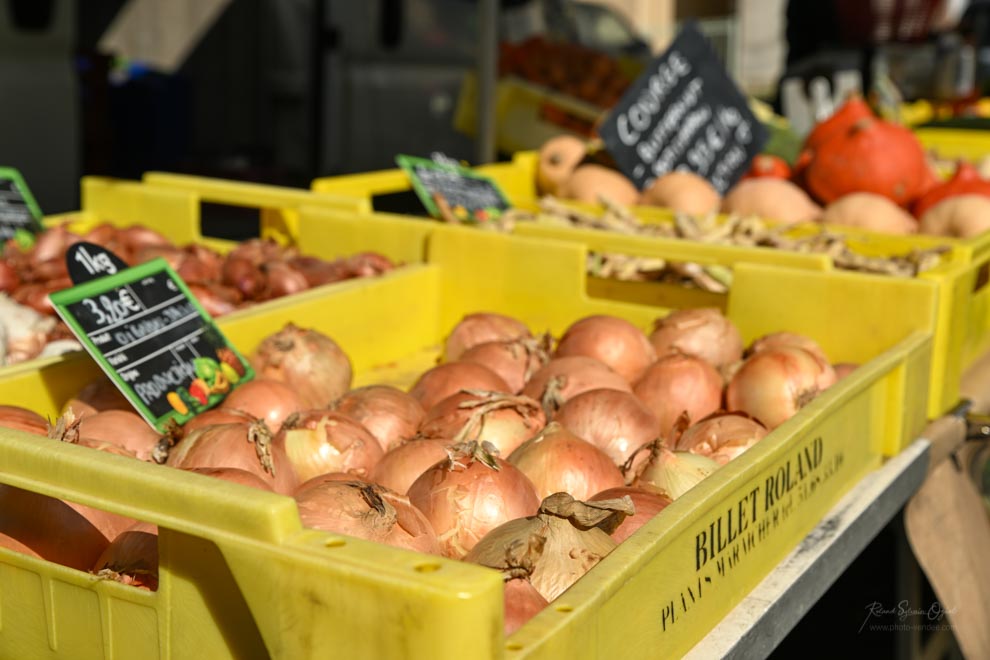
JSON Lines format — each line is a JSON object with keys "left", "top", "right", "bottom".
{"left": 0, "top": 167, "right": 43, "bottom": 242}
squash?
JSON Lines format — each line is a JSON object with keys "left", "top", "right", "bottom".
{"left": 722, "top": 178, "right": 822, "bottom": 223}
{"left": 803, "top": 94, "right": 874, "bottom": 152}
{"left": 919, "top": 194, "right": 990, "bottom": 238}
{"left": 560, "top": 165, "right": 639, "bottom": 206}
{"left": 804, "top": 118, "right": 929, "bottom": 207}
{"left": 912, "top": 161, "right": 990, "bottom": 218}
{"left": 640, "top": 171, "right": 721, "bottom": 216}
{"left": 820, "top": 193, "right": 917, "bottom": 235}
{"left": 536, "top": 136, "right": 587, "bottom": 196}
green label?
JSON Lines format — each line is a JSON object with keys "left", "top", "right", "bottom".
{"left": 396, "top": 154, "right": 510, "bottom": 224}
{"left": 50, "top": 259, "right": 254, "bottom": 432}
{"left": 0, "top": 167, "right": 43, "bottom": 241}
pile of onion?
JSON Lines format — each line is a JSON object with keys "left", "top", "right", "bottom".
{"left": 553, "top": 389, "right": 659, "bottom": 467}
{"left": 522, "top": 357, "right": 631, "bottom": 416}
{"left": 458, "top": 335, "right": 552, "bottom": 393}
{"left": 418, "top": 389, "right": 545, "bottom": 457}
{"left": 409, "top": 363, "right": 511, "bottom": 412}
{"left": 276, "top": 410, "right": 383, "bottom": 484}
{"left": 648, "top": 308, "right": 743, "bottom": 373}
{"left": 444, "top": 313, "right": 532, "bottom": 362}
{"left": 332, "top": 385, "right": 425, "bottom": 452}
{"left": 408, "top": 442, "right": 540, "bottom": 559}
{"left": 554, "top": 315, "right": 656, "bottom": 383}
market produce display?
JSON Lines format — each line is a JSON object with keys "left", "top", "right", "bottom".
{"left": 530, "top": 95, "right": 990, "bottom": 238}
{"left": 0, "top": 308, "right": 846, "bottom": 636}
{"left": 0, "top": 223, "right": 396, "bottom": 366}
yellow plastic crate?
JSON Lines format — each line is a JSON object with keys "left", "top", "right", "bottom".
{"left": 0, "top": 217, "right": 934, "bottom": 658}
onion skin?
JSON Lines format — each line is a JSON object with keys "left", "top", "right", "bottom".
{"left": 251, "top": 324, "right": 353, "bottom": 409}
{"left": 77, "top": 410, "right": 161, "bottom": 461}
{"left": 187, "top": 284, "right": 240, "bottom": 317}
{"left": 182, "top": 466, "right": 275, "bottom": 491}
{"left": 370, "top": 439, "right": 451, "bottom": 495}
{"left": 632, "top": 447, "right": 720, "bottom": 500}
{"left": 63, "top": 378, "right": 132, "bottom": 417}
{"left": 182, "top": 408, "right": 257, "bottom": 435}
{"left": 261, "top": 262, "right": 310, "bottom": 300}
{"left": 459, "top": 337, "right": 550, "bottom": 393}
{"left": 590, "top": 486, "right": 672, "bottom": 543}
{"left": 277, "top": 410, "right": 384, "bottom": 483}
{"left": 332, "top": 385, "right": 425, "bottom": 452}
{"left": 296, "top": 480, "right": 441, "bottom": 554}
{"left": 0, "top": 405, "right": 48, "bottom": 435}
{"left": 648, "top": 308, "right": 743, "bottom": 371}
{"left": 0, "top": 531, "right": 41, "bottom": 558}
{"left": 408, "top": 444, "right": 540, "bottom": 559}
{"left": 444, "top": 313, "right": 531, "bottom": 362}
{"left": 726, "top": 347, "right": 837, "bottom": 430}
{"left": 633, "top": 355, "right": 723, "bottom": 438}
{"left": 295, "top": 472, "right": 369, "bottom": 497}
{"left": 674, "top": 413, "right": 768, "bottom": 465}
{"left": 504, "top": 578, "right": 549, "bottom": 635}
{"left": 408, "top": 362, "right": 511, "bottom": 412}
{"left": 522, "top": 357, "right": 632, "bottom": 414}
{"left": 834, "top": 363, "right": 859, "bottom": 380}
{"left": 554, "top": 315, "right": 656, "bottom": 383}
{"left": 220, "top": 378, "right": 305, "bottom": 433}
{"left": 0, "top": 484, "right": 135, "bottom": 571}
{"left": 508, "top": 422, "right": 624, "bottom": 500}
{"left": 0, "top": 262, "right": 19, "bottom": 295}
{"left": 554, "top": 389, "right": 660, "bottom": 467}
{"left": 92, "top": 522, "right": 159, "bottom": 590}
{"left": 167, "top": 421, "right": 299, "bottom": 495}
{"left": 418, "top": 390, "right": 546, "bottom": 458}
{"left": 749, "top": 332, "right": 830, "bottom": 368}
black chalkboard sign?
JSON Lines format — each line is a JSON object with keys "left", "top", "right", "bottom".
{"left": 66, "top": 242, "right": 131, "bottom": 285}
{"left": 50, "top": 258, "right": 254, "bottom": 432}
{"left": 0, "top": 167, "right": 43, "bottom": 242}
{"left": 397, "top": 155, "right": 510, "bottom": 223}
{"left": 598, "top": 23, "right": 768, "bottom": 194}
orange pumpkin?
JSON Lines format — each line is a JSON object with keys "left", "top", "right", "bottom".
{"left": 912, "top": 160, "right": 990, "bottom": 218}
{"left": 743, "top": 154, "right": 792, "bottom": 180}
{"left": 803, "top": 94, "right": 874, "bottom": 152}
{"left": 804, "top": 118, "right": 929, "bottom": 207}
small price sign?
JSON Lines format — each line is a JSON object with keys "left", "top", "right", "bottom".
{"left": 397, "top": 154, "right": 510, "bottom": 223}
{"left": 598, "top": 22, "right": 768, "bottom": 194}
{"left": 0, "top": 167, "right": 43, "bottom": 243}
{"left": 50, "top": 258, "right": 254, "bottom": 432}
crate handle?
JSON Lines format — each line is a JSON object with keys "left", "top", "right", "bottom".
{"left": 0, "top": 429, "right": 300, "bottom": 544}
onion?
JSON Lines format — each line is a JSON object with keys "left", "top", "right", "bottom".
{"left": 166, "top": 420, "right": 298, "bottom": 494}
{"left": 554, "top": 315, "right": 656, "bottom": 383}
{"left": 834, "top": 363, "right": 858, "bottom": 380}
{"left": 553, "top": 389, "right": 660, "bottom": 467}
{"left": 0, "top": 405, "right": 48, "bottom": 435}
{"left": 726, "top": 347, "right": 837, "bottom": 430}
{"left": 288, "top": 256, "right": 348, "bottom": 287}
{"left": 465, "top": 492, "right": 634, "bottom": 601}
{"left": 648, "top": 308, "right": 743, "bottom": 371}
{"left": 674, "top": 412, "right": 768, "bottom": 465}
{"left": 749, "top": 332, "right": 830, "bottom": 368}
{"left": 182, "top": 408, "right": 257, "bottom": 434}
{"left": 630, "top": 444, "right": 720, "bottom": 500}
{"left": 522, "top": 356, "right": 632, "bottom": 417}
{"left": 76, "top": 410, "right": 161, "bottom": 461}
{"left": 0, "top": 483, "right": 136, "bottom": 571}
{"left": 504, "top": 578, "right": 549, "bottom": 636}
{"left": 633, "top": 354, "right": 723, "bottom": 437}
{"left": 0, "top": 262, "right": 19, "bottom": 295}
{"left": 589, "top": 486, "right": 672, "bottom": 543}
{"left": 75, "top": 438, "right": 140, "bottom": 458}
{"left": 188, "top": 283, "right": 241, "bottom": 317}
{"left": 409, "top": 362, "right": 511, "bottom": 412}
{"left": 182, "top": 466, "right": 275, "bottom": 491}
{"left": 251, "top": 324, "right": 352, "bottom": 409}
{"left": 220, "top": 378, "right": 305, "bottom": 433}
{"left": 332, "top": 385, "right": 425, "bottom": 452}
{"left": 419, "top": 390, "right": 545, "bottom": 457}
{"left": 295, "top": 472, "right": 369, "bottom": 497}
{"left": 31, "top": 224, "right": 82, "bottom": 263}
{"left": 458, "top": 335, "right": 552, "bottom": 393}
{"left": 277, "top": 410, "right": 383, "bottom": 483}
{"left": 0, "top": 531, "right": 40, "bottom": 558}
{"left": 408, "top": 442, "right": 540, "bottom": 559}
{"left": 508, "top": 422, "right": 624, "bottom": 500}
{"left": 369, "top": 439, "right": 451, "bottom": 494}
{"left": 63, "top": 377, "right": 132, "bottom": 417}
{"left": 119, "top": 225, "right": 171, "bottom": 252}
{"left": 444, "top": 313, "right": 531, "bottom": 361}
{"left": 92, "top": 522, "right": 159, "bottom": 590}
{"left": 261, "top": 261, "right": 310, "bottom": 299}
{"left": 222, "top": 256, "right": 265, "bottom": 298}
{"left": 295, "top": 480, "right": 440, "bottom": 554}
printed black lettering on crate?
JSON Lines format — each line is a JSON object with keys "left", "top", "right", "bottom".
{"left": 598, "top": 23, "right": 767, "bottom": 194}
